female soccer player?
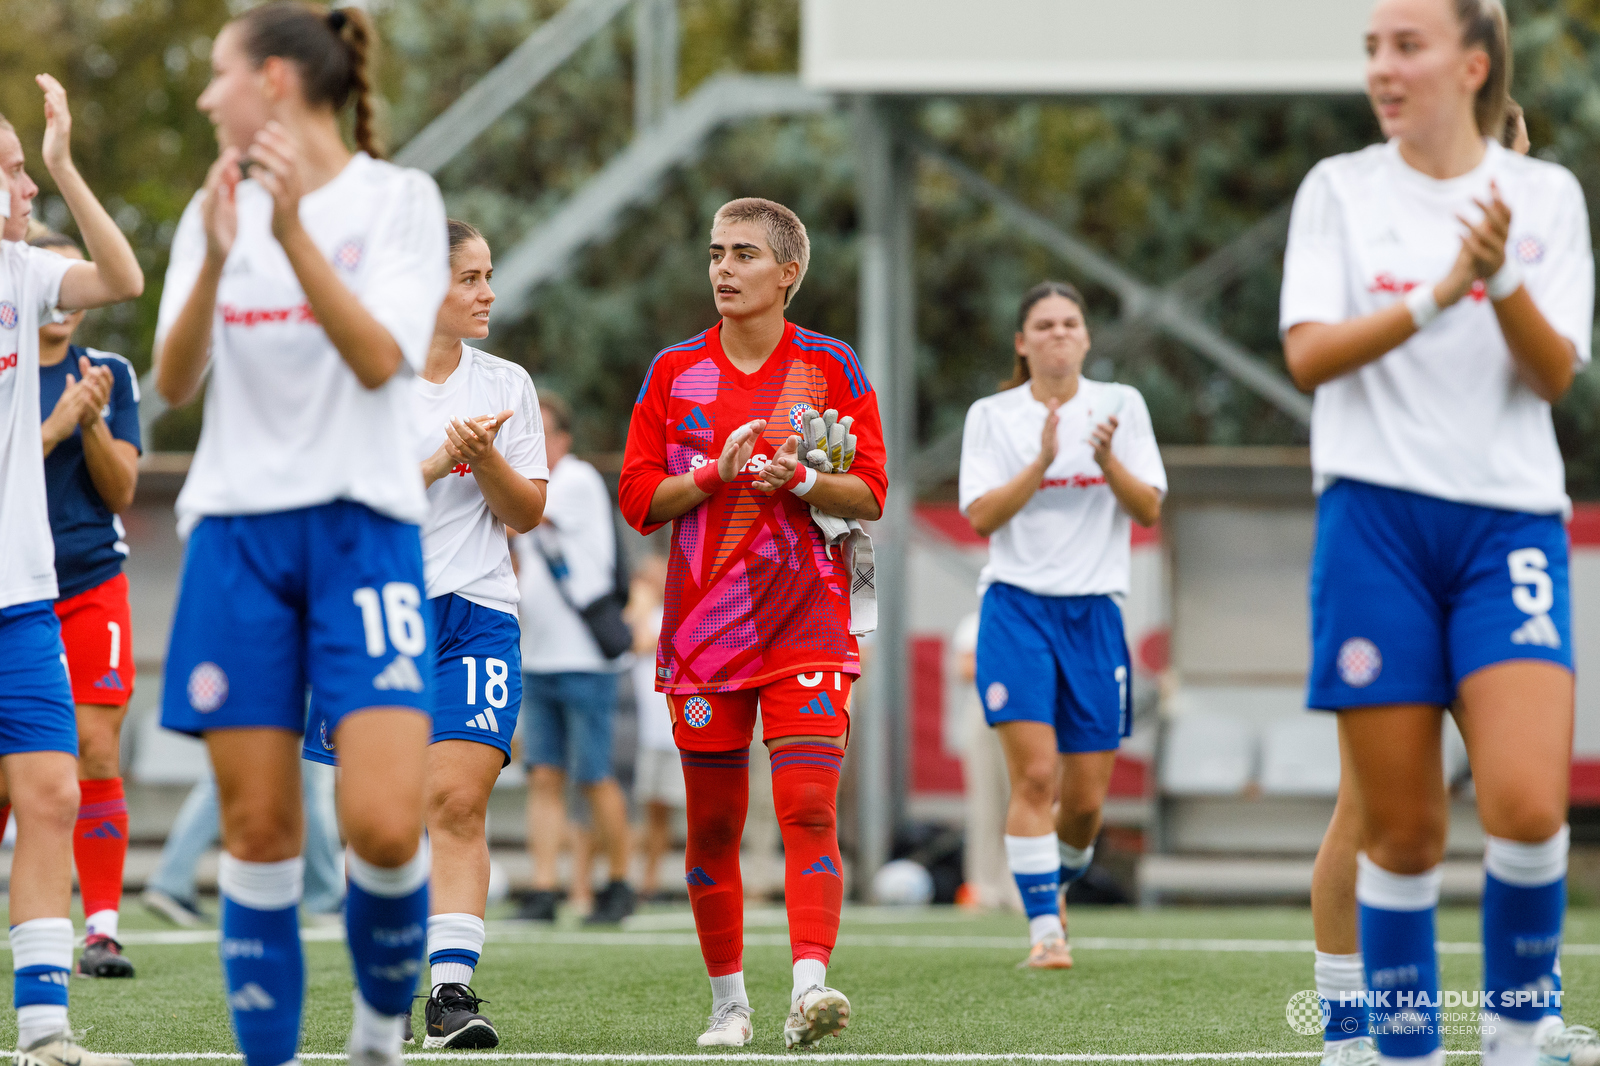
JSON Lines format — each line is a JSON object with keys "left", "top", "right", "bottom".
{"left": 34, "top": 231, "right": 142, "bottom": 980}
{"left": 958, "top": 282, "right": 1165, "bottom": 970}
{"left": 303, "top": 219, "right": 548, "bottom": 1049}
{"left": 618, "top": 197, "right": 886, "bottom": 1049}
{"left": 153, "top": 5, "right": 448, "bottom": 1065}
{"left": 1281, "top": 3, "right": 1592, "bottom": 1065}
{"left": 0, "top": 76, "right": 143, "bottom": 1066}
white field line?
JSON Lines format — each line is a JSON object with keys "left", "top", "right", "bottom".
{"left": 0, "top": 1054, "right": 1493, "bottom": 1062}
{"left": 32, "top": 926, "right": 1600, "bottom": 956}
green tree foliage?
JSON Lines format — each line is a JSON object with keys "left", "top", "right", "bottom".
{"left": 13, "top": 0, "right": 1600, "bottom": 491}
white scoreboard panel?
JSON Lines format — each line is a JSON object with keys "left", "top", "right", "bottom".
{"left": 801, "top": 0, "right": 1371, "bottom": 95}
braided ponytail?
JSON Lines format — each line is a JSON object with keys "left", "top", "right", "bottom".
{"left": 233, "top": 1, "right": 384, "bottom": 158}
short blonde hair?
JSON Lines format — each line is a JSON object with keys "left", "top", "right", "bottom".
{"left": 711, "top": 197, "right": 810, "bottom": 307}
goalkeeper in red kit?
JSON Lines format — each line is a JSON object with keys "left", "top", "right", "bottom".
{"left": 619, "top": 198, "right": 886, "bottom": 1049}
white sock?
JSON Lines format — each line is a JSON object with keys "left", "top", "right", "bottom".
{"left": 16, "top": 1004, "right": 69, "bottom": 1049}
{"left": 427, "top": 912, "right": 485, "bottom": 990}
{"left": 1005, "top": 833, "right": 1065, "bottom": 945}
{"left": 1315, "top": 950, "right": 1365, "bottom": 1049}
{"left": 1058, "top": 839, "right": 1094, "bottom": 871}
{"left": 709, "top": 971, "right": 748, "bottom": 1012}
{"left": 350, "top": 990, "right": 402, "bottom": 1053}
{"left": 1028, "top": 914, "right": 1065, "bottom": 945}
{"left": 85, "top": 908, "right": 119, "bottom": 940}
{"left": 793, "top": 959, "right": 827, "bottom": 999}
{"left": 1483, "top": 1012, "right": 1542, "bottom": 1066}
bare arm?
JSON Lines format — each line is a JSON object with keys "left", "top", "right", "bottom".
{"left": 39, "top": 75, "right": 143, "bottom": 310}
{"left": 155, "top": 151, "right": 239, "bottom": 407}
{"left": 965, "top": 398, "right": 1060, "bottom": 538}
{"left": 249, "top": 125, "right": 404, "bottom": 390}
{"left": 435, "top": 412, "right": 548, "bottom": 534}
{"left": 80, "top": 427, "right": 140, "bottom": 514}
{"left": 1089, "top": 416, "right": 1161, "bottom": 528}
{"left": 646, "top": 419, "right": 767, "bottom": 525}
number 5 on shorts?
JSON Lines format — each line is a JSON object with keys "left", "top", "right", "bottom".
{"left": 1508, "top": 548, "right": 1553, "bottom": 616}
{"left": 352, "top": 583, "right": 427, "bottom": 657}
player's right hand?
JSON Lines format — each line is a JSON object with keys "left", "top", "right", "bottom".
{"left": 74, "top": 355, "right": 114, "bottom": 426}
{"left": 43, "top": 372, "right": 91, "bottom": 447}
{"left": 1037, "top": 398, "right": 1061, "bottom": 470}
{"left": 201, "top": 148, "right": 242, "bottom": 263}
{"left": 718, "top": 419, "right": 766, "bottom": 483}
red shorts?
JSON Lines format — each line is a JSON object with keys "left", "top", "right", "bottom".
{"left": 668, "top": 671, "right": 852, "bottom": 752}
{"left": 54, "top": 572, "right": 135, "bottom": 708}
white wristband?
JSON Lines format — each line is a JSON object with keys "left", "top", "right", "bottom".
{"left": 1487, "top": 258, "right": 1524, "bottom": 302}
{"left": 1405, "top": 286, "right": 1440, "bottom": 331}
{"left": 792, "top": 464, "right": 818, "bottom": 497}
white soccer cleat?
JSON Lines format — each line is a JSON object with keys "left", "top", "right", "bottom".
{"left": 1321, "top": 1038, "right": 1380, "bottom": 1066}
{"left": 15, "top": 1032, "right": 134, "bottom": 1066}
{"left": 784, "top": 985, "right": 850, "bottom": 1049}
{"left": 1539, "top": 1021, "right": 1600, "bottom": 1066}
{"left": 697, "top": 1002, "right": 754, "bottom": 1047}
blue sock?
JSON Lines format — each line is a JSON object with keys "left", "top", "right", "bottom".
{"left": 218, "top": 856, "right": 305, "bottom": 1066}
{"left": 346, "top": 843, "right": 429, "bottom": 1016}
{"left": 1005, "top": 833, "right": 1064, "bottom": 944}
{"left": 1483, "top": 829, "right": 1567, "bottom": 1023}
{"left": 1316, "top": 951, "right": 1370, "bottom": 1042}
{"left": 12, "top": 918, "right": 72, "bottom": 1047}
{"left": 1357, "top": 856, "right": 1441, "bottom": 1061}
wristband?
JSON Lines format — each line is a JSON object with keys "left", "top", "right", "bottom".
{"left": 692, "top": 462, "right": 724, "bottom": 494}
{"left": 791, "top": 465, "right": 818, "bottom": 497}
{"left": 1487, "top": 258, "right": 1524, "bottom": 302}
{"left": 1405, "top": 286, "right": 1440, "bottom": 331}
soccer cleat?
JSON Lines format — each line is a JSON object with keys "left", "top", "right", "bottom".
{"left": 784, "top": 985, "right": 850, "bottom": 1049}
{"left": 402, "top": 1006, "right": 413, "bottom": 1045}
{"left": 697, "top": 1002, "right": 754, "bottom": 1047}
{"left": 517, "top": 889, "right": 560, "bottom": 922}
{"left": 140, "top": 887, "right": 205, "bottom": 928}
{"left": 1018, "top": 937, "right": 1073, "bottom": 970}
{"left": 15, "top": 1032, "right": 133, "bottom": 1066}
{"left": 76, "top": 933, "right": 135, "bottom": 978}
{"left": 1539, "top": 1022, "right": 1600, "bottom": 1066}
{"left": 424, "top": 983, "right": 499, "bottom": 1049}
{"left": 1321, "top": 1039, "right": 1380, "bottom": 1066}
{"left": 583, "top": 880, "right": 637, "bottom": 925}
{"left": 345, "top": 1049, "right": 402, "bottom": 1066}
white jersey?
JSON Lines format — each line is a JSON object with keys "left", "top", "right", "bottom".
{"left": 0, "top": 242, "right": 75, "bottom": 608}
{"left": 1280, "top": 139, "right": 1594, "bottom": 515}
{"left": 415, "top": 344, "right": 548, "bottom": 614}
{"left": 958, "top": 379, "right": 1167, "bottom": 599}
{"left": 156, "top": 152, "right": 448, "bottom": 535}
{"left": 514, "top": 454, "right": 618, "bottom": 673}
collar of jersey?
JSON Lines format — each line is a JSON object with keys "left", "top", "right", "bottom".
{"left": 706, "top": 319, "right": 798, "bottom": 390}
{"left": 1384, "top": 136, "right": 1499, "bottom": 196}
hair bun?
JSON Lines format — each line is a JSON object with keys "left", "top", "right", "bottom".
{"left": 327, "top": 9, "right": 348, "bottom": 31}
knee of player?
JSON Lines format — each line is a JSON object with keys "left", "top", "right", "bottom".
{"left": 226, "top": 811, "right": 304, "bottom": 862}
{"left": 1482, "top": 797, "right": 1566, "bottom": 847}
{"left": 1013, "top": 765, "right": 1056, "bottom": 808}
{"left": 346, "top": 814, "right": 425, "bottom": 868}
{"left": 15, "top": 775, "right": 80, "bottom": 831}
{"left": 688, "top": 810, "right": 744, "bottom": 852}
{"left": 427, "top": 787, "right": 488, "bottom": 839}
{"left": 1057, "top": 791, "right": 1104, "bottom": 824}
{"left": 1363, "top": 819, "right": 1448, "bottom": 873}
{"left": 775, "top": 780, "right": 836, "bottom": 831}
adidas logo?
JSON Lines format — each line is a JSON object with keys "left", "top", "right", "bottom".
{"left": 227, "top": 982, "right": 277, "bottom": 1011}
{"left": 373, "top": 655, "right": 425, "bottom": 692}
{"left": 31, "top": 971, "right": 70, "bottom": 988}
{"left": 675, "top": 407, "right": 710, "bottom": 433}
{"left": 465, "top": 708, "right": 501, "bottom": 733}
{"left": 81, "top": 821, "right": 123, "bottom": 840}
{"left": 92, "top": 670, "right": 123, "bottom": 690}
{"left": 798, "top": 693, "right": 838, "bottom": 717}
{"left": 685, "top": 866, "right": 717, "bottom": 886}
{"left": 801, "top": 855, "right": 840, "bottom": 878}
{"left": 1512, "top": 614, "right": 1561, "bottom": 649}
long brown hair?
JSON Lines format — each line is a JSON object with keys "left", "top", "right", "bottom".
{"left": 1455, "top": 0, "right": 1511, "bottom": 140}
{"left": 1001, "top": 281, "right": 1087, "bottom": 391}
{"left": 447, "top": 218, "right": 485, "bottom": 262}
{"left": 234, "top": 2, "right": 382, "bottom": 158}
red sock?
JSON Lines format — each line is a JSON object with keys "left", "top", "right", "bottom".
{"left": 74, "top": 778, "right": 129, "bottom": 929}
{"left": 771, "top": 743, "right": 845, "bottom": 964}
{"left": 0, "top": 805, "right": 9, "bottom": 839}
{"left": 680, "top": 748, "right": 750, "bottom": 976}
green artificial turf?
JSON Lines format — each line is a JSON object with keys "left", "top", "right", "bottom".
{"left": 2, "top": 902, "right": 1595, "bottom": 1059}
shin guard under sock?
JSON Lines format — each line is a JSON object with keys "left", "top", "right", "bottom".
{"left": 75, "top": 777, "right": 129, "bottom": 938}
{"left": 771, "top": 743, "right": 845, "bottom": 965}
{"left": 680, "top": 748, "right": 750, "bottom": 976}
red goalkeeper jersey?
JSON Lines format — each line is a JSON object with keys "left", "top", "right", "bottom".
{"left": 619, "top": 321, "right": 887, "bottom": 694}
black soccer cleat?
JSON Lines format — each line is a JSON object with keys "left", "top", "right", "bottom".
{"left": 517, "top": 889, "right": 560, "bottom": 922}
{"left": 77, "top": 933, "right": 135, "bottom": 978}
{"left": 424, "top": 982, "right": 498, "bottom": 1049}
{"left": 583, "top": 879, "right": 636, "bottom": 925}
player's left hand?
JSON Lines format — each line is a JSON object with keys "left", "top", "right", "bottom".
{"left": 1089, "top": 415, "right": 1118, "bottom": 468}
{"left": 37, "top": 74, "right": 74, "bottom": 175}
{"left": 247, "top": 122, "right": 308, "bottom": 243}
{"left": 1459, "top": 180, "right": 1512, "bottom": 279}
{"left": 74, "top": 355, "right": 114, "bottom": 426}
{"left": 443, "top": 410, "right": 512, "bottom": 466}
{"left": 755, "top": 434, "right": 802, "bottom": 495}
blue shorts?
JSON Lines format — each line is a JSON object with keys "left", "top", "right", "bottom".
{"left": 161, "top": 502, "right": 433, "bottom": 738}
{"left": 1309, "top": 479, "right": 1573, "bottom": 710}
{"left": 974, "top": 583, "right": 1131, "bottom": 754}
{"left": 304, "top": 593, "right": 522, "bottom": 766}
{"left": 0, "top": 601, "right": 77, "bottom": 757}
{"left": 521, "top": 671, "right": 619, "bottom": 784}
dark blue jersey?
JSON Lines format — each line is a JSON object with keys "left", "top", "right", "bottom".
{"left": 39, "top": 345, "right": 142, "bottom": 599}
